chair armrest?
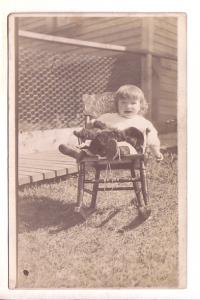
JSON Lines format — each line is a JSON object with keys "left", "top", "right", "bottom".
{"left": 76, "top": 114, "right": 96, "bottom": 144}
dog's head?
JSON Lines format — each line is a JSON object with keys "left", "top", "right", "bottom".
{"left": 124, "top": 127, "right": 144, "bottom": 153}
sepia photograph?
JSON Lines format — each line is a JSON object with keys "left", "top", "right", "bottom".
{"left": 8, "top": 13, "right": 186, "bottom": 289}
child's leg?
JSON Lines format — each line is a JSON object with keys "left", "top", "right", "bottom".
{"left": 58, "top": 144, "right": 86, "bottom": 160}
{"left": 105, "top": 140, "right": 137, "bottom": 160}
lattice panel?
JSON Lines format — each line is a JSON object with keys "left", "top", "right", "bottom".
{"left": 18, "top": 44, "right": 140, "bottom": 131}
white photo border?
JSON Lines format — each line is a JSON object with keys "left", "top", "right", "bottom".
{"left": 0, "top": 0, "right": 198, "bottom": 299}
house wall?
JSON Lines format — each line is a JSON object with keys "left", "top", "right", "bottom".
{"left": 158, "top": 58, "right": 177, "bottom": 121}
{"left": 152, "top": 18, "right": 177, "bottom": 122}
{"left": 19, "top": 17, "right": 143, "bottom": 54}
{"left": 153, "top": 17, "right": 177, "bottom": 57}
{"left": 70, "top": 17, "right": 143, "bottom": 48}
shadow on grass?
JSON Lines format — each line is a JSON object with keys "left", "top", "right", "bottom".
{"left": 94, "top": 208, "right": 121, "bottom": 228}
{"left": 117, "top": 215, "right": 147, "bottom": 233}
{"left": 18, "top": 195, "right": 85, "bottom": 233}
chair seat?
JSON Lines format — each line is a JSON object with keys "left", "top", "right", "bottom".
{"left": 80, "top": 154, "right": 144, "bottom": 169}
{"left": 80, "top": 153, "right": 144, "bottom": 162}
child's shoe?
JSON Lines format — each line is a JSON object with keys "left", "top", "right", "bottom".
{"left": 58, "top": 144, "right": 84, "bottom": 160}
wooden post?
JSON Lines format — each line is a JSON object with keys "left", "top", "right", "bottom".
{"left": 141, "top": 53, "right": 153, "bottom": 119}
{"left": 19, "top": 30, "right": 128, "bottom": 52}
{"left": 141, "top": 18, "right": 154, "bottom": 120}
{"left": 151, "top": 56, "right": 161, "bottom": 122}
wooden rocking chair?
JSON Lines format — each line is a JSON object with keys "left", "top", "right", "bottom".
{"left": 74, "top": 92, "right": 151, "bottom": 220}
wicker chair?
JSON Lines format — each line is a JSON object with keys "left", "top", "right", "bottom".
{"left": 74, "top": 92, "right": 151, "bottom": 220}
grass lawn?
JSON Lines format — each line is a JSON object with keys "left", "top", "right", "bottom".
{"left": 17, "top": 154, "right": 178, "bottom": 288}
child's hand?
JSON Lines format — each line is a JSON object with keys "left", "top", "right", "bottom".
{"left": 156, "top": 152, "right": 164, "bottom": 162}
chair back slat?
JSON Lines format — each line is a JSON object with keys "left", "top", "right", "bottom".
{"left": 83, "top": 92, "right": 116, "bottom": 118}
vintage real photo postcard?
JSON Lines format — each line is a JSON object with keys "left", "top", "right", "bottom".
{"left": 8, "top": 13, "right": 186, "bottom": 289}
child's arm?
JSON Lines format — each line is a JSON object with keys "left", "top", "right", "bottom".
{"left": 146, "top": 123, "right": 163, "bottom": 161}
{"left": 149, "top": 144, "right": 163, "bottom": 161}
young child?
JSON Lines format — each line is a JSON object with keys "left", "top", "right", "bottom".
{"left": 59, "top": 85, "right": 163, "bottom": 161}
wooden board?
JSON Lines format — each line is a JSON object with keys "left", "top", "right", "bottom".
{"left": 160, "top": 76, "right": 177, "bottom": 86}
{"left": 160, "top": 59, "right": 177, "bottom": 71}
{"left": 75, "top": 20, "right": 142, "bottom": 40}
{"left": 160, "top": 69, "right": 177, "bottom": 79}
{"left": 153, "top": 44, "right": 177, "bottom": 58}
{"left": 160, "top": 82, "right": 177, "bottom": 94}
{"left": 154, "top": 33, "right": 177, "bottom": 49}
{"left": 18, "top": 150, "right": 78, "bottom": 186}
{"left": 154, "top": 19, "right": 177, "bottom": 34}
{"left": 154, "top": 28, "right": 177, "bottom": 42}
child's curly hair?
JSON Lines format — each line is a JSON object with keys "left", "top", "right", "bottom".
{"left": 115, "top": 84, "right": 148, "bottom": 116}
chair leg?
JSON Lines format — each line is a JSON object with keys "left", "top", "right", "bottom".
{"left": 130, "top": 166, "right": 143, "bottom": 208}
{"left": 135, "top": 159, "right": 151, "bottom": 220}
{"left": 90, "top": 167, "right": 101, "bottom": 209}
{"left": 75, "top": 162, "right": 85, "bottom": 210}
{"left": 140, "top": 160, "right": 149, "bottom": 206}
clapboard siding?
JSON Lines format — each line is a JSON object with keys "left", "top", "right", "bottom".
{"left": 153, "top": 43, "right": 177, "bottom": 57}
{"left": 75, "top": 18, "right": 142, "bottom": 37}
{"left": 70, "top": 17, "right": 139, "bottom": 27}
{"left": 18, "top": 17, "right": 49, "bottom": 31}
{"left": 74, "top": 27, "right": 142, "bottom": 46}
{"left": 18, "top": 16, "right": 178, "bottom": 58}
{"left": 160, "top": 83, "right": 177, "bottom": 94}
{"left": 160, "top": 101, "right": 176, "bottom": 109}
{"left": 154, "top": 34, "right": 177, "bottom": 49}
{"left": 159, "top": 108, "right": 176, "bottom": 119}
{"left": 154, "top": 18, "right": 177, "bottom": 33}
{"left": 74, "top": 30, "right": 141, "bottom": 46}
{"left": 54, "top": 18, "right": 141, "bottom": 39}
{"left": 160, "top": 68, "right": 177, "bottom": 79}
{"left": 160, "top": 76, "right": 177, "bottom": 86}
{"left": 157, "top": 56, "right": 177, "bottom": 121}
{"left": 72, "top": 18, "right": 142, "bottom": 48}
{"left": 160, "top": 58, "right": 177, "bottom": 70}
{"left": 154, "top": 28, "right": 177, "bottom": 42}
{"left": 159, "top": 100, "right": 177, "bottom": 109}
{"left": 153, "top": 18, "right": 177, "bottom": 58}
{"left": 19, "top": 17, "right": 143, "bottom": 50}
{"left": 160, "top": 70, "right": 177, "bottom": 80}
{"left": 159, "top": 97, "right": 177, "bottom": 106}
{"left": 159, "top": 81, "right": 177, "bottom": 95}
{"left": 159, "top": 106, "right": 176, "bottom": 117}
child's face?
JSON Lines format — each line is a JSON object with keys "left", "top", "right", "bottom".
{"left": 118, "top": 97, "right": 141, "bottom": 118}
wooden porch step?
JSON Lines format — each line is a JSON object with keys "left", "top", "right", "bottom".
{"left": 18, "top": 150, "right": 78, "bottom": 186}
